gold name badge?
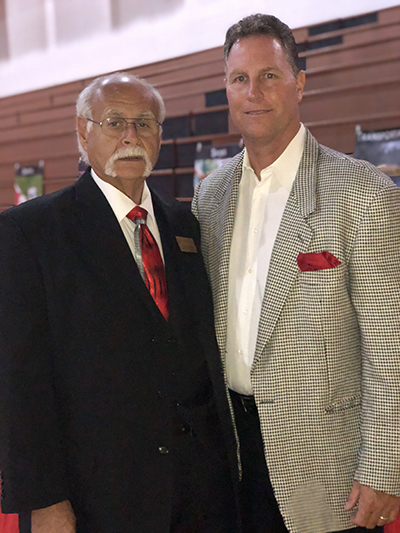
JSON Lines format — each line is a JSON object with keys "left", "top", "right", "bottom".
{"left": 176, "top": 236, "right": 198, "bottom": 253}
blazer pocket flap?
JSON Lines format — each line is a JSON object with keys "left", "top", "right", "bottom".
{"left": 325, "top": 394, "right": 361, "bottom": 414}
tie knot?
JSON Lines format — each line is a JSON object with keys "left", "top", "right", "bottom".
{"left": 127, "top": 206, "right": 148, "bottom": 223}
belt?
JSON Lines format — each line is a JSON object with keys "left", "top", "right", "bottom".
{"left": 229, "top": 389, "right": 257, "bottom": 413}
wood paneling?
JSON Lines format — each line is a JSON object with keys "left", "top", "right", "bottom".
{"left": 306, "top": 112, "right": 400, "bottom": 154}
{"left": 304, "top": 52, "right": 400, "bottom": 90}
{"left": 300, "top": 77, "right": 400, "bottom": 123}
{"left": 0, "top": 5, "right": 399, "bottom": 209}
{"left": 0, "top": 134, "right": 78, "bottom": 165}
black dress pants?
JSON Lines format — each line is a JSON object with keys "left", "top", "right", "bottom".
{"left": 229, "top": 390, "right": 383, "bottom": 533}
{"left": 16, "top": 513, "right": 30, "bottom": 533}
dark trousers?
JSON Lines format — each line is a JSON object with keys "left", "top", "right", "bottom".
{"left": 17, "top": 514, "right": 30, "bottom": 533}
{"left": 229, "top": 390, "right": 383, "bottom": 533}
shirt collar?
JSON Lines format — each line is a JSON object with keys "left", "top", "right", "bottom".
{"left": 90, "top": 169, "right": 155, "bottom": 224}
{"left": 242, "top": 123, "right": 306, "bottom": 189}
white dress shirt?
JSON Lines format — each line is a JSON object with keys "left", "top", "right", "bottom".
{"left": 91, "top": 170, "right": 164, "bottom": 263}
{"left": 226, "top": 125, "right": 306, "bottom": 395}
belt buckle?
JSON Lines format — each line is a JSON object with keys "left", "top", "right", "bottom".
{"left": 240, "top": 395, "right": 254, "bottom": 413}
{"left": 240, "top": 397, "right": 249, "bottom": 412}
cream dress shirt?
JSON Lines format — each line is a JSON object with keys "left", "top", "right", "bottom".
{"left": 226, "top": 125, "right": 306, "bottom": 395}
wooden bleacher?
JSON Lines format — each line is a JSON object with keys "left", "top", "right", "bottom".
{"left": 0, "top": 5, "right": 399, "bottom": 210}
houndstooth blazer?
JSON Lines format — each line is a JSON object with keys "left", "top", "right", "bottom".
{"left": 192, "top": 128, "right": 400, "bottom": 533}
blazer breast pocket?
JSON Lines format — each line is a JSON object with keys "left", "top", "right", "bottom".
{"left": 298, "top": 262, "right": 347, "bottom": 287}
{"left": 297, "top": 262, "right": 351, "bottom": 313}
{"left": 295, "top": 260, "right": 355, "bottom": 348}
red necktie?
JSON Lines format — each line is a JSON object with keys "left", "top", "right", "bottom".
{"left": 127, "top": 206, "right": 169, "bottom": 320}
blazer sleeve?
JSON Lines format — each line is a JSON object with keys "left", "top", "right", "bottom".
{"left": 349, "top": 184, "right": 400, "bottom": 495}
{"left": 0, "top": 215, "right": 68, "bottom": 513}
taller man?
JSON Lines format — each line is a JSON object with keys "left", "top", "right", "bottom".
{"left": 193, "top": 14, "right": 400, "bottom": 533}
{"left": 0, "top": 72, "right": 238, "bottom": 533}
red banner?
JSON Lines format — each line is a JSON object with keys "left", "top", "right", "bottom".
{"left": 0, "top": 487, "right": 19, "bottom": 533}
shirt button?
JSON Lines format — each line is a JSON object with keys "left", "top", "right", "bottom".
{"left": 253, "top": 228, "right": 258, "bottom": 233}
{"left": 238, "top": 350, "right": 243, "bottom": 355}
{"left": 248, "top": 268, "right": 253, "bottom": 273}
{"left": 158, "top": 446, "right": 169, "bottom": 454}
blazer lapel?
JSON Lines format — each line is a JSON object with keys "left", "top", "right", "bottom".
{"left": 209, "top": 153, "right": 244, "bottom": 360}
{"left": 253, "top": 129, "right": 319, "bottom": 362}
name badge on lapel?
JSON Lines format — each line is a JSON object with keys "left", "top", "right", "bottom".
{"left": 176, "top": 236, "right": 198, "bottom": 253}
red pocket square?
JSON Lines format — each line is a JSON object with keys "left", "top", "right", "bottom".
{"left": 297, "top": 251, "right": 341, "bottom": 272}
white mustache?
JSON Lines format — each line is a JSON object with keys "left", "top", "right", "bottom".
{"left": 105, "top": 146, "right": 153, "bottom": 177}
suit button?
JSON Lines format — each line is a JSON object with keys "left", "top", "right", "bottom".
{"left": 158, "top": 446, "right": 169, "bottom": 454}
{"left": 182, "top": 424, "right": 196, "bottom": 436}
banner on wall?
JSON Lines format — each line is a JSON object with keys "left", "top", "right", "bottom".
{"left": 14, "top": 161, "right": 44, "bottom": 205}
{"left": 353, "top": 126, "right": 400, "bottom": 187}
{"left": 193, "top": 142, "right": 243, "bottom": 190}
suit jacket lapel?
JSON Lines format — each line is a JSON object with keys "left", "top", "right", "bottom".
{"left": 253, "top": 129, "right": 319, "bottom": 362}
{"left": 209, "top": 152, "right": 244, "bottom": 360}
{"left": 150, "top": 190, "right": 186, "bottom": 327}
{"left": 73, "top": 170, "right": 166, "bottom": 321}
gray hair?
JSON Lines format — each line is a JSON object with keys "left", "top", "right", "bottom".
{"left": 76, "top": 72, "right": 165, "bottom": 164}
{"left": 224, "top": 14, "right": 300, "bottom": 77}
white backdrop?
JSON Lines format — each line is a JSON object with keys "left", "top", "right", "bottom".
{"left": 0, "top": 0, "right": 399, "bottom": 99}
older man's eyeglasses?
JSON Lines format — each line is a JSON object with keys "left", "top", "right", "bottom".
{"left": 85, "top": 116, "right": 161, "bottom": 138}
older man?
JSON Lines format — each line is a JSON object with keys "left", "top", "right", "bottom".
{"left": 0, "top": 73, "right": 238, "bottom": 533}
{"left": 193, "top": 13, "right": 400, "bottom": 533}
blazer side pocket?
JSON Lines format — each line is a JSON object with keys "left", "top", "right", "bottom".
{"left": 325, "top": 394, "right": 361, "bottom": 414}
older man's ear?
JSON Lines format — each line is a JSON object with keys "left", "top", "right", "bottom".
{"left": 76, "top": 116, "right": 89, "bottom": 151}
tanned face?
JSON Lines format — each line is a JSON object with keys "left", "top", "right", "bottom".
{"left": 225, "top": 35, "right": 305, "bottom": 151}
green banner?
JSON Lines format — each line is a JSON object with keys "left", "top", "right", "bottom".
{"left": 14, "top": 162, "right": 44, "bottom": 205}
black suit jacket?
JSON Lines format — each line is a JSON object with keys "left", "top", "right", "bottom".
{"left": 0, "top": 170, "right": 238, "bottom": 532}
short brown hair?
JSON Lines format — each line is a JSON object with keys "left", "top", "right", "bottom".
{"left": 224, "top": 14, "right": 300, "bottom": 76}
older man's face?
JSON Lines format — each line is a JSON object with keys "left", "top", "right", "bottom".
{"left": 78, "top": 80, "right": 161, "bottom": 188}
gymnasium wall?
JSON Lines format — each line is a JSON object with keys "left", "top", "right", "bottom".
{"left": 0, "top": 5, "right": 399, "bottom": 209}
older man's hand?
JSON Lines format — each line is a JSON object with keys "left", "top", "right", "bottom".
{"left": 31, "top": 500, "right": 76, "bottom": 533}
{"left": 345, "top": 480, "right": 400, "bottom": 528}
